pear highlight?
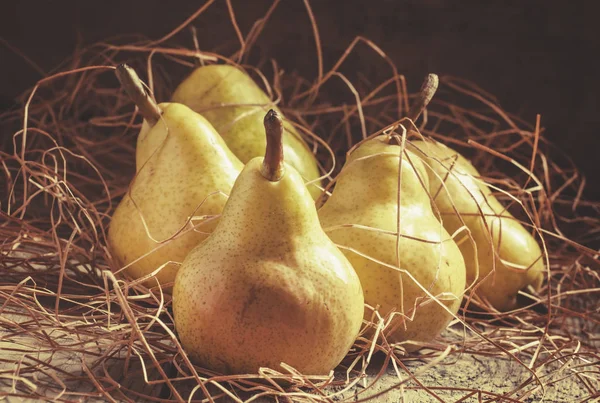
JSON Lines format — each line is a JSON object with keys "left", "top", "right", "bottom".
{"left": 108, "top": 64, "right": 243, "bottom": 288}
{"left": 173, "top": 110, "right": 364, "bottom": 375}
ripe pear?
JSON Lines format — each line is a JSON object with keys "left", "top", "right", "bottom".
{"left": 108, "top": 64, "right": 243, "bottom": 288}
{"left": 318, "top": 135, "right": 466, "bottom": 350}
{"left": 407, "top": 74, "right": 545, "bottom": 312}
{"left": 409, "top": 139, "right": 545, "bottom": 311}
{"left": 171, "top": 64, "right": 322, "bottom": 199}
{"left": 173, "top": 110, "right": 364, "bottom": 375}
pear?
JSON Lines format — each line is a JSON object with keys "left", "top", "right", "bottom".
{"left": 171, "top": 64, "right": 322, "bottom": 199}
{"left": 318, "top": 133, "right": 466, "bottom": 350}
{"left": 406, "top": 74, "right": 545, "bottom": 312}
{"left": 108, "top": 64, "right": 243, "bottom": 288}
{"left": 173, "top": 110, "right": 364, "bottom": 375}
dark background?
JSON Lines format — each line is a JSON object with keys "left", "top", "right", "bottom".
{"left": 1, "top": 0, "right": 599, "bottom": 199}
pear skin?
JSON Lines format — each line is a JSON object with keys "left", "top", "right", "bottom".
{"left": 409, "top": 139, "right": 545, "bottom": 311}
{"left": 319, "top": 136, "right": 466, "bottom": 350}
{"left": 173, "top": 111, "right": 363, "bottom": 375}
{"left": 108, "top": 103, "right": 243, "bottom": 288}
{"left": 171, "top": 64, "right": 322, "bottom": 199}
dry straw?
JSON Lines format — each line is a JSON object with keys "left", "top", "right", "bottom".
{"left": 1, "top": 1, "right": 599, "bottom": 402}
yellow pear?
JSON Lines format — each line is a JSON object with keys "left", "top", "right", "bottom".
{"left": 410, "top": 139, "right": 545, "bottom": 311}
{"left": 173, "top": 110, "right": 363, "bottom": 375}
{"left": 407, "top": 74, "right": 545, "bottom": 312}
{"left": 108, "top": 64, "right": 243, "bottom": 288}
{"left": 318, "top": 134, "right": 466, "bottom": 350}
{"left": 171, "top": 64, "right": 322, "bottom": 199}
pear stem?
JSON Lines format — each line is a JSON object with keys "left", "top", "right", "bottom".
{"left": 406, "top": 73, "right": 439, "bottom": 122}
{"left": 115, "top": 64, "right": 162, "bottom": 126}
{"left": 261, "top": 109, "right": 285, "bottom": 182}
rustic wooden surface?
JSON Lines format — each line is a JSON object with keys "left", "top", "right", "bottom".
{"left": 2, "top": 310, "right": 598, "bottom": 402}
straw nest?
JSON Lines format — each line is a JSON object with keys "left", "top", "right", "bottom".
{"left": 1, "top": 2, "right": 599, "bottom": 402}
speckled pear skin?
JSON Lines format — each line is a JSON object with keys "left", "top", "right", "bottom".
{"left": 171, "top": 64, "right": 322, "bottom": 199}
{"left": 409, "top": 139, "right": 545, "bottom": 311}
{"left": 318, "top": 136, "right": 466, "bottom": 350}
{"left": 108, "top": 103, "right": 243, "bottom": 288}
{"left": 172, "top": 158, "right": 364, "bottom": 375}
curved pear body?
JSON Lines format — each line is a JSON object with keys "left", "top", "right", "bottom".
{"left": 171, "top": 65, "right": 322, "bottom": 198}
{"left": 108, "top": 103, "right": 243, "bottom": 287}
{"left": 173, "top": 158, "right": 364, "bottom": 375}
{"left": 409, "top": 139, "right": 544, "bottom": 311}
{"left": 319, "top": 137, "right": 466, "bottom": 350}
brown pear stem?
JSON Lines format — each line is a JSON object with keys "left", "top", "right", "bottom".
{"left": 261, "top": 109, "right": 285, "bottom": 182}
{"left": 406, "top": 73, "right": 439, "bottom": 122}
{"left": 115, "top": 64, "right": 162, "bottom": 126}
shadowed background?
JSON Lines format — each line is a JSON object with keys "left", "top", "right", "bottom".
{"left": 1, "top": 0, "right": 598, "bottom": 199}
